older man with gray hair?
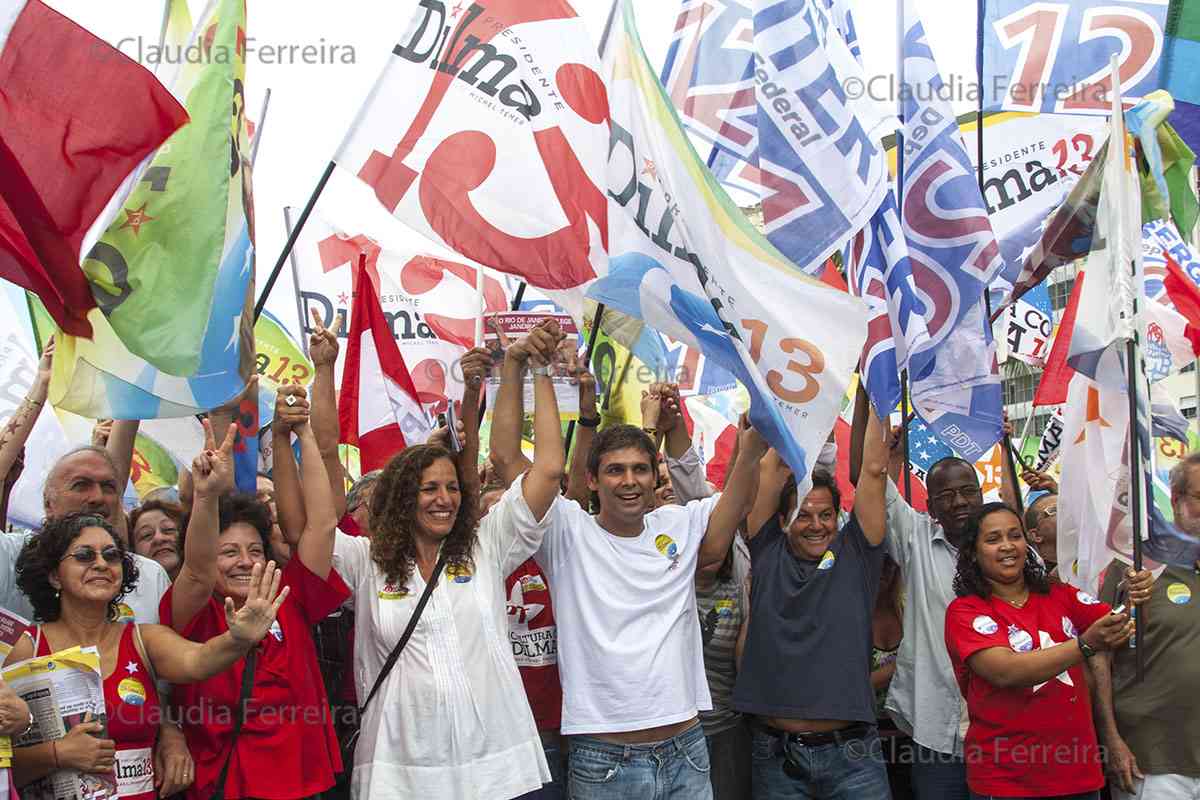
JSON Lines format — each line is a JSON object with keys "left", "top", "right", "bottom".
{"left": 1091, "top": 451, "right": 1200, "bottom": 799}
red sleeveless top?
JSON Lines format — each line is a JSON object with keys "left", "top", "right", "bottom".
{"left": 34, "top": 624, "right": 161, "bottom": 800}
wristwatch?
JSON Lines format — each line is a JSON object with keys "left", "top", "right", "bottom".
{"left": 1077, "top": 637, "right": 1098, "bottom": 660}
{"left": 577, "top": 415, "right": 601, "bottom": 428}
{"left": 530, "top": 365, "right": 551, "bottom": 377}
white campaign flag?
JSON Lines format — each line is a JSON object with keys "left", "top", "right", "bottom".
{"left": 1057, "top": 352, "right": 1130, "bottom": 593}
{"left": 587, "top": 0, "right": 867, "bottom": 492}
{"left": 334, "top": 0, "right": 609, "bottom": 320}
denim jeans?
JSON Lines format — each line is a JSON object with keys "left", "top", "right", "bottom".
{"left": 750, "top": 726, "right": 891, "bottom": 799}
{"left": 911, "top": 744, "right": 969, "bottom": 800}
{"left": 517, "top": 738, "right": 568, "bottom": 800}
{"left": 969, "top": 793, "right": 1099, "bottom": 800}
{"left": 567, "top": 722, "right": 712, "bottom": 800}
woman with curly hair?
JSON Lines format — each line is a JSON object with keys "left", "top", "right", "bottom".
{"left": 161, "top": 396, "right": 347, "bottom": 800}
{"left": 943, "top": 502, "right": 1153, "bottom": 800}
{"left": 332, "top": 326, "right": 566, "bottom": 800}
{"left": 6, "top": 511, "right": 287, "bottom": 800}
{"left": 129, "top": 499, "right": 185, "bottom": 580}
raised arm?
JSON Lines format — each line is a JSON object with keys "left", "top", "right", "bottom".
{"left": 105, "top": 419, "right": 140, "bottom": 541}
{"left": 291, "top": 416, "right": 338, "bottom": 579}
{"left": 699, "top": 421, "right": 767, "bottom": 570}
{"left": 271, "top": 386, "right": 309, "bottom": 546}
{"left": 0, "top": 338, "right": 52, "bottom": 485}
{"left": 854, "top": 386, "right": 888, "bottom": 546}
{"left": 565, "top": 355, "right": 598, "bottom": 507}
{"left": 746, "top": 449, "right": 790, "bottom": 540}
{"left": 143, "top": 561, "right": 289, "bottom": 683}
{"left": 170, "top": 420, "right": 236, "bottom": 632}
{"left": 488, "top": 326, "right": 550, "bottom": 488}
{"left": 308, "top": 308, "right": 347, "bottom": 520}
{"left": 522, "top": 324, "right": 567, "bottom": 520}
{"left": 661, "top": 383, "right": 691, "bottom": 461}
{"left": 457, "top": 347, "right": 491, "bottom": 503}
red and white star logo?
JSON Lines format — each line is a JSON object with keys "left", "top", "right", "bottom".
{"left": 119, "top": 203, "right": 156, "bottom": 236}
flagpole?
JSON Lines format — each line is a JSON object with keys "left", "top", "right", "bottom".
{"left": 896, "top": 0, "right": 913, "bottom": 503}
{"left": 254, "top": 160, "right": 336, "bottom": 322}
{"left": 249, "top": 88, "right": 272, "bottom": 167}
{"left": 281, "top": 207, "right": 310, "bottom": 357}
{"left": 970, "top": 0, "right": 1024, "bottom": 514}
{"left": 900, "top": 370, "right": 912, "bottom": 501}
{"left": 510, "top": 282, "right": 527, "bottom": 312}
{"left": 1107, "top": 53, "right": 1145, "bottom": 681}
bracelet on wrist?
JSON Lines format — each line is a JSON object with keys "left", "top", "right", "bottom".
{"left": 530, "top": 365, "right": 551, "bottom": 378}
{"left": 577, "top": 414, "right": 601, "bottom": 429}
{"left": 643, "top": 426, "right": 658, "bottom": 437}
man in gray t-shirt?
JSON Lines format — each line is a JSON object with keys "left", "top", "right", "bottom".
{"left": 733, "top": 393, "right": 890, "bottom": 798}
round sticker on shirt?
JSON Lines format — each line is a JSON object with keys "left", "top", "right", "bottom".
{"left": 817, "top": 550, "right": 836, "bottom": 571}
{"left": 114, "top": 603, "right": 135, "bottom": 623}
{"left": 1062, "top": 617, "right": 1078, "bottom": 638}
{"left": 972, "top": 615, "right": 999, "bottom": 635}
{"left": 378, "top": 583, "right": 408, "bottom": 600}
{"left": 117, "top": 678, "right": 146, "bottom": 706}
{"left": 520, "top": 575, "right": 547, "bottom": 593}
{"left": 1008, "top": 624, "right": 1034, "bottom": 653}
{"left": 654, "top": 534, "right": 678, "bottom": 559}
{"left": 446, "top": 564, "right": 473, "bottom": 584}
{"left": 1167, "top": 582, "right": 1192, "bottom": 605}
{"left": 1076, "top": 591, "right": 1101, "bottom": 606}
{"left": 715, "top": 599, "right": 734, "bottom": 618}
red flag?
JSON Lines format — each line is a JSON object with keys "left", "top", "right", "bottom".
{"left": 1163, "top": 253, "right": 1200, "bottom": 355}
{"left": 1032, "top": 273, "right": 1085, "bottom": 407}
{"left": 339, "top": 257, "right": 432, "bottom": 472}
{"left": 0, "top": 0, "right": 188, "bottom": 336}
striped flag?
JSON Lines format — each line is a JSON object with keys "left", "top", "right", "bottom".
{"left": 339, "top": 260, "right": 432, "bottom": 473}
{"left": 900, "top": 5, "right": 1004, "bottom": 461}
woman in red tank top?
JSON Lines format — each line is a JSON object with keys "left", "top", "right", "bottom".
{"left": 5, "top": 512, "right": 288, "bottom": 798}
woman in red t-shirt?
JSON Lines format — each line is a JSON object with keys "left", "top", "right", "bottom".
{"left": 944, "top": 502, "right": 1148, "bottom": 800}
{"left": 163, "top": 403, "right": 347, "bottom": 800}
{"left": 6, "top": 511, "right": 287, "bottom": 799}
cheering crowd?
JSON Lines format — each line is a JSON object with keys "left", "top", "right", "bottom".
{"left": 0, "top": 318, "right": 1192, "bottom": 800}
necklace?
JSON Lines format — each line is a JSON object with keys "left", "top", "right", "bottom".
{"left": 1001, "top": 589, "right": 1030, "bottom": 609}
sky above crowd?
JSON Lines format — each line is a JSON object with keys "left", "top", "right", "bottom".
{"left": 45, "top": 0, "right": 978, "bottom": 339}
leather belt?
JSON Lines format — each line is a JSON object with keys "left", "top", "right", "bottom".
{"left": 755, "top": 720, "right": 874, "bottom": 747}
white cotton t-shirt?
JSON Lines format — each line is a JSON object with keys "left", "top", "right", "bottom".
{"left": 535, "top": 494, "right": 720, "bottom": 735}
{"left": 331, "top": 478, "right": 551, "bottom": 800}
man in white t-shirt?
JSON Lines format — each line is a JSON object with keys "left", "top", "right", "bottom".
{"left": 491, "top": 353, "right": 768, "bottom": 800}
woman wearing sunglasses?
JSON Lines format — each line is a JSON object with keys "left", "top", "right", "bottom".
{"left": 5, "top": 511, "right": 288, "bottom": 800}
{"left": 944, "top": 503, "right": 1153, "bottom": 800}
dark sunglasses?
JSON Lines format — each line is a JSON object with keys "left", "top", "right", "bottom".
{"left": 60, "top": 546, "right": 122, "bottom": 566}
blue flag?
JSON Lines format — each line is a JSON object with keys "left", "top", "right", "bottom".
{"left": 900, "top": 9, "right": 1004, "bottom": 461}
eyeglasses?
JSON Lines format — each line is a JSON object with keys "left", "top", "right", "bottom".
{"left": 1039, "top": 505, "right": 1058, "bottom": 520}
{"left": 60, "top": 546, "right": 122, "bottom": 566}
{"left": 932, "top": 486, "right": 982, "bottom": 505}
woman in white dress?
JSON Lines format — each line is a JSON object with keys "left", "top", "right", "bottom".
{"left": 334, "top": 323, "right": 567, "bottom": 800}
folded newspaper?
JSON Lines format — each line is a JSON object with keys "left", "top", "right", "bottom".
{"left": 483, "top": 311, "right": 581, "bottom": 417}
{"left": 3, "top": 646, "right": 118, "bottom": 800}
{"left": 0, "top": 607, "right": 30, "bottom": 772}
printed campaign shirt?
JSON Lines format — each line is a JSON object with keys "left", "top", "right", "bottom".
{"left": 945, "top": 582, "right": 1110, "bottom": 796}
{"left": 505, "top": 559, "right": 561, "bottom": 731}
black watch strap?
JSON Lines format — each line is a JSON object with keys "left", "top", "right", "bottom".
{"left": 577, "top": 414, "right": 601, "bottom": 428}
{"left": 1077, "top": 637, "right": 1097, "bottom": 659}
